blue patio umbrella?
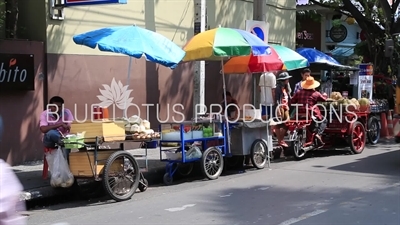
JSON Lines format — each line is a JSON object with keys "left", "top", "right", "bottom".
{"left": 73, "top": 25, "right": 185, "bottom": 69}
{"left": 296, "top": 47, "right": 358, "bottom": 71}
{"left": 296, "top": 47, "right": 340, "bottom": 65}
{"left": 73, "top": 25, "right": 186, "bottom": 116}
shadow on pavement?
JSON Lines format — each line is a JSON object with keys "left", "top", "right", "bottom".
{"left": 196, "top": 183, "right": 400, "bottom": 225}
{"left": 327, "top": 149, "right": 400, "bottom": 178}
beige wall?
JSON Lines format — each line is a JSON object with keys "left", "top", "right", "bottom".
{"left": 46, "top": 0, "right": 296, "bottom": 55}
{"left": 210, "top": 0, "right": 296, "bottom": 49}
{"left": 46, "top": 0, "right": 194, "bottom": 55}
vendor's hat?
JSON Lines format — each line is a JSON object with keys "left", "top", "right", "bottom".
{"left": 276, "top": 72, "right": 292, "bottom": 80}
{"left": 301, "top": 76, "right": 320, "bottom": 89}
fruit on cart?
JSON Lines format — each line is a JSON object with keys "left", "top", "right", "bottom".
{"left": 358, "top": 98, "right": 370, "bottom": 106}
{"left": 202, "top": 127, "right": 213, "bottom": 137}
{"left": 330, "top": 92, "right": 343, "bottom": 100}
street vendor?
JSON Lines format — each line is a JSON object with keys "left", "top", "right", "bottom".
{"left": 274, "top": 72, "right": 292, "bottom": 147}
{"left": 221, "top": 91, "right": 239, "bottom": 120}
{"left": 39, "top": 96, "right": 74, "bottom": 160}
{"left": 291, "top": 76, "right": 328, "bottom": 147}
{"left": 294, "top": 68, "right": 311, "bottom": 94}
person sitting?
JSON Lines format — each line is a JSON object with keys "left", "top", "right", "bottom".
{"left": 220, "top": 91, "right": 239, "bottom": 121}
{"left": 291, "top": 76, "right": 328, "bottom": 147}
{"left": 39, "top": 96, "right": 74, "bottom": 161}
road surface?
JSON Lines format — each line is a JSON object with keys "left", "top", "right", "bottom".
{"left": 26, "top": 143, "right": 400, "bottom": 225}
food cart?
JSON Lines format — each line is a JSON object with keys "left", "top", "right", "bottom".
{"left": 287, "top": 97, "right": 371, "bottom": 160}
{"left": 65, "top": 118, "right": 160, "bottom": 202}
{"left": 159, "top": 119, "right": 273, "bottom": 185}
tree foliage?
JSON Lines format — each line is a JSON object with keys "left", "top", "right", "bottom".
{"left": 0, "top": 0, "right": 18, "bottom": 38}
{"left": 308, "top": 0, "right": 400, "bottom": 77}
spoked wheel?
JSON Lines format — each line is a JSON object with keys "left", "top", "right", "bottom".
{"left": 102, "top": 151, "right": 140, "bottom": 202}
{"left": 293, "top": 132, "right": 307, "bottom": 160}
{"left": 177, "top": 163, "right": 194, "bottom": 176}
{"left": 250, "top": 139, "right": 267, "bottom": 169}
{"left": 367, "top": 116, "right": 380, "bottom": 145}
{"left": 349, "top": 121, "right": 366, "bottom": 154}
{"left": 201, "top": 147, "right": 224, "bottom": 180}
{"left": 138, "top": 177, "right": 148, "bottom": 192}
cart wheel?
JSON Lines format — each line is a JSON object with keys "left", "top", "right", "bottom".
{"left": 349, "top": 121, "right": 366, "bottom": 154}
{"left": 163, "top": 173, "right": 173, "bottom": 185}
{"left": 293, "top": 132, "right": 307, "bottom": 160}
{"left": 250, "top": 139, "right": 267, "bottom": 169}
{"left": 177, "top": 163, "right": 194, "bottom": 176}
{"left": 367, "top": 116, "right": 380, "bottom": 145}
{"left": 201, "top": 147, "right": 224, "bottom": 180}
{"left": 102, "top": 151, "right": 140, "bottom": 202}
{"left": 395, "top": 137, "right": 400, "bottom": 143}
{"left": 138, "top": 178, "right": 148, "bottom": 192}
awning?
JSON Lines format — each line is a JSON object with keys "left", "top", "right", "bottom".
{"left": 330, "top": 47, "right": 355, "bottom": 57}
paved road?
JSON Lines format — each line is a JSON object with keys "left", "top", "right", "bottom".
{"left": 26, "top": 143, "right": 400, "bottom": 225}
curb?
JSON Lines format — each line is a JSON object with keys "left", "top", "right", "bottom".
{"left": 20, "top": 165, "right": 166, "bottom": 202}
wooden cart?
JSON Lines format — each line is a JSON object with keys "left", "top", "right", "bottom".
{"left": 66, "top": 120, "right": 157, "bottom": 202}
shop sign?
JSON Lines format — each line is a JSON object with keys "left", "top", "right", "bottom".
{"left": 329, "top": 25, "right": 348, "bottom": 42}
{"left": 64, "top": 0, "right": 127, "bottom": 6}
{"left": 358, "top": 63, "right": 373, "bottom": 76}
{"left": 357, "top": 63, "right": 374, "bottom": 100}
{"left": 296, "top": 30, "right": 314, "bottom": 40}
{"left": 0, "top": 54, "right": 35, "bottom": 91}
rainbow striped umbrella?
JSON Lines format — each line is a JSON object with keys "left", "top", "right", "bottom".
{"left": 183, "top": 27, "right": 270, "bottom": 62}
{"left": 223, "top": 44, "right": 309, "bottom": 74}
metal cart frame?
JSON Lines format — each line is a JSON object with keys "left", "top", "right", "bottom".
{"left": 63, "top": 136, "right": 157, "bottom": 201}
{"left": 159, "top": 120, "right": 272, "bottom": 185}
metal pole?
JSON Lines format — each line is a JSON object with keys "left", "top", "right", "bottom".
{"left": 193, "top": 0, "right": 206, "bottom": 118}
{"left": 252, "top": 0, "right": 266, "bottom": 105}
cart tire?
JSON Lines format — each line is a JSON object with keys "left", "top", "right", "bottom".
{"left": 250, "top": 139, "right": 267, "bottom": 169}
{"left": 349, "top": 121, "right": 367, "bottom": 154}
{"left": 201, "top": 147, "right": 224, "bottom": 180}
{"left": 138, "top": 178, "right": 148, "bottom": 192}
{"left": 396, "top": 137, "right": 400, "bottom": 143}
{"left": 177, "top": 163, "right": 194, "bottom": 176}
{"left": 367, "top": 116, "right": 380, "bottom": 145}
{"left": 163, "top": 173, "right": 173, "bottom": 185}
{"left": 102, "top": 151, "right": 140, "bottom": 202}
{"left": 293, "top": 132, "right": 307, "bottom": 160}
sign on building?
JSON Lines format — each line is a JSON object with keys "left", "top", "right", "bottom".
{"left": 357, "top": 63, "right": 374, "bottom": 100}
{"left": 65, "top": 0, "right": 127, "bottom": 6}
{"left": 245, "top": 20, "right": 269, "bottom": 44}
{"left": 0, "top": 54, "right": 35, "bottom": 91}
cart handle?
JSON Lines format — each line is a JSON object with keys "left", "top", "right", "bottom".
{"left": 59, "top": 141, "right": 92, "bottom": 148}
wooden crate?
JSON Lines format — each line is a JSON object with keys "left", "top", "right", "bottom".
{"left": 69, "top": 151, "right": 123, "bottom": 177}
{"left": 70, "top": 121, "right": 125, "bottom": 142}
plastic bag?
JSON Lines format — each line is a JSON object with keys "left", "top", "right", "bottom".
{"left": 46, "top": 147, "right": 74, "bottom": 188}
{"left": 186, "top": 146, "right": 202, "bottom": 160}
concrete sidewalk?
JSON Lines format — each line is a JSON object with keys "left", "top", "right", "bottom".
{"left": 16, "top": 148, "right": 166, "bottom": 202}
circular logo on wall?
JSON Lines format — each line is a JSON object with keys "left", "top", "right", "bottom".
{"left": 329, "top": 25, "right": 348, "bottom": 42}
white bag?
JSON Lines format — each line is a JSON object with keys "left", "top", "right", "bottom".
{"left": 46, "top": 147, "right": 74, "bottom": 188}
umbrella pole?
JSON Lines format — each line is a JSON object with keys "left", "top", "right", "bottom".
{"left": 124, "top": 57, "right": 133, "bottom": 118}
{"left": 221, "top": 59, "right": 231, "bottom": 154}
